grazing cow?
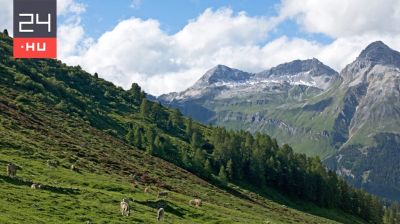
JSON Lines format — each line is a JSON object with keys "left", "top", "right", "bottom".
{"left": 47, "top": 160, "right": 59, "bottom": 168}
{"left": 157, "top": 208, "right": 164, "bottom": 221}
{"left": 6, "top": 163, "right": 17, "bottom": 177}
{"left": 130, "top": 174, "right": 140, "bottom": 187}
{"left": 189, "top": 199, "right": 202, "bottom": 207}
{"left": 31, "top": 183, "right": 42, "bottom": 189}
{"left": 157, "top": 191, "right": 168, "bottom": 198}
{"left": 120, "top": 198, "right": 132, "bottom": 216}
{"left": 70, "top": 164, "right": 78, "bottom": 172}
{"left": 144, "top": 187, "right": 150, "bottom": 193}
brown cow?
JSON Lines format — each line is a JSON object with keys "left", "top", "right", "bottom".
{"left": 157, "top": 191, "right": 168, "bottom": 198}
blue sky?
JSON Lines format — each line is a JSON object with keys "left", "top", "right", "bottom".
{"left": 61, "top": 0, "right": 332, "bottom": 45}
{"left": 78, "top": 0, "right": 280, "bottom": 37}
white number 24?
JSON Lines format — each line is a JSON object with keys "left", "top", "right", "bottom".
{"left": 19, "top": 13, "right": 51, "bottom": 33}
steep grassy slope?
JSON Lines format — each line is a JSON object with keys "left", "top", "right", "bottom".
{"left": 0, "top": 92, "right": 349, "bottom": 224}
{"left": 0, "top": 33, "right": 371, "bottom": 223}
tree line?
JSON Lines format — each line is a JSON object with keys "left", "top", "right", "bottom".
{"left": 125, "top": 83, "right": 385, "bottom": 224}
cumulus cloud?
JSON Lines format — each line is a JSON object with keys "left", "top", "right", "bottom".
{"left": 62, "top": 8, "right": 277, "bottom": 95}
{"left": 277, "top": 0, "right": 400, "bottom": 38}
{"left": 60, "top": 3, "right": 400, "bottom": 96}
{"left": 2, "top": 0, "right": 400, "bottom": 96}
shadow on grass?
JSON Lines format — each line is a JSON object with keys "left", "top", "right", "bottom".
{"left": 232, "top": 181, "right": 365, "bottom": 224}
{"left": 136, "top": 199, "right": 187, "bottom": 218}
{"left": 0, "top": 174, "right": 80, "bottom": 195}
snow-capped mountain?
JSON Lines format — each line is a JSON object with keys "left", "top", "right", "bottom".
{"left": 158, "top": 41, "right": 400, "bottom": 201}
{"left": 159, "top": 58, "right": 339, "bottom": 103}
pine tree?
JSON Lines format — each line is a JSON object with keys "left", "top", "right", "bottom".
{"left": 218, "top": 165, "right": 228, "bottom": 183}
{"left": 134, "top": 127, "right": 142, "bottom": 148}
{"left": 125, "top": 128, "right": 134, "bottom": 145}
{"left": 140, "top": 99, "right": 150, "bottom": 117}
{"left": 191, "top": 131, "right": 201, "bottom": 149}
{"left": 154, "top": 136, "right": 166, "bottom": 156}
{"left": 151, "top": 102, "right": 163, "bottom": 121}
{"left": 226, "top": 159, "right": 234, "bottom": 180}
{"left": 186, "top": 118, "right": 193, "bottom": 138}
{"left": 170, "top": 108, "right": 183, "bottom": 128}
{"left": 204, "top": 159, "right": 213, "bottom": 175}
{"left": 181, "top": 150, "right": 192, "bottom": 169}
{"left": 128, "top": 83, "right": 142, "bottom": 104}
{"left": 193, "top": 148, "right": 206, "bottom": 171}
{"left": 146, "top": 142, "right": 155, "bottom": 155}
{"left": 146, "top": 127, "right": 156, "bottom": 148}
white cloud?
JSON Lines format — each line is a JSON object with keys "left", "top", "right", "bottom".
{"left": 58, "top": 0, "right": 86, "bottom": 16}
{"left": 2, "top": 0, "right": 400, "bottom": 96}
{"left": 60, "top": 4, "right": 400, "bottom": 96}
{"left": 277, "top": 0, "right": 400, "bottom": 38}
{"left": 61, "top": 8, "right": 277, "bottom": 95}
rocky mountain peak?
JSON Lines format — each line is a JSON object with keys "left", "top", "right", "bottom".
{"left": 356, "top": 41, "right": 400, "bottom": 67}
{"left": 257, "top": 58, "right": 337, "bottom": 79}
{"left": 192, "top": 64, "right": 253, "bottom": 88}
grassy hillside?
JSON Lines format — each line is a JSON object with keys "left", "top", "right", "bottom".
{"left": 0, "top": 32, "right": 374, "bottom": 223}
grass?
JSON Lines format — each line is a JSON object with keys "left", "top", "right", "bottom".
{"left": 0, "top": 85, "right": 364, "bottom": 224}
{"left": 0, "top": 34, "right": 371, "bottom": 223}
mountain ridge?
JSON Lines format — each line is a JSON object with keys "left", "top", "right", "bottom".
{"left": 158, "top": 40, "right": 400, "bottom": 201}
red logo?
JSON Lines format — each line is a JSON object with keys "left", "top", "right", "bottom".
{"left": 14, "top": 38, "right": 56, "bottom": 58}
{"left": 13, "top": 0, "right": 57, "bottom": 59}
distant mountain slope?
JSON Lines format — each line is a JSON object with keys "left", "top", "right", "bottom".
{"left": 158, "top": 41, "right": 400, "bottom": 201}
{"left": 0, "top": 31, "right": 379, "bottom": 223}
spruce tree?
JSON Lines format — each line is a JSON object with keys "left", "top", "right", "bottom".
{"left": 125, "top": 128, "right": 134, "bottom": 145}
{"left": 140, "top": 99, "right": 150, "bottom": 117}
{"left": 204, "top": 159, "right": 213, "bottom": 175}
{"left": 193, "top": 148, "right": 206, "bottom": 171}
{"left": 170, "top": 108, "right": 183, "bottom": 128}
{"left": 186, "top": 118, "right": 193, "bottom": 138}
{"left": 218, "top": 165, "right": 228, "bottom": 183}
{"left": 191, "top": 131, "right": 201, "bottom": 149}
{"left": 146, "top": 142, "right": 155, "bottom": 155}
{"left": 226, "top": 159, "right": 234, "bottom": 180}
{"left": 134, "top": 127, "right": 142, "bottom": 148}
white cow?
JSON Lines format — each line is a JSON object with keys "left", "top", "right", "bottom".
{"left": 120, "top": 198, "right": 132, "bottom": 216}
{"left": 189, "top": 198, "right": 202, "bottom": 207}
{"left": 31, "top": 183, "right": 42, "bottom": 189}
{"left": 157, "top": 208, "right": 164, "bottom": 221}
